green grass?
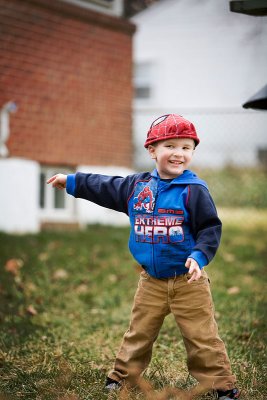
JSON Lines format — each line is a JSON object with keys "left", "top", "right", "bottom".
{"left": 0, "top": 216, "right": 266, "bottom": 399}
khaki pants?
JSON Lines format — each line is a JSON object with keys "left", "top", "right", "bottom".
{"left": 109, "top": 270, "right": 236, "bottom": 391}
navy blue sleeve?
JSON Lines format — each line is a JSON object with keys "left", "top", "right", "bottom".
{"left": 187, "top": 185, "right": 222, "bottom": 264}
{"left": 70, "top": 172, "right": 141, "bottom": 215}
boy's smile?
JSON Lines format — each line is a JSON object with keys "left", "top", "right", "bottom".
{"left": 148, "top": 138, "right": 195, "bottom": 179}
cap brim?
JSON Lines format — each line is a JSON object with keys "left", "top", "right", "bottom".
{"left": 144, "top": 134, "right": 200, "bottom": 148}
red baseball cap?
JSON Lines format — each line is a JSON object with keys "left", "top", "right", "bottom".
{"left": 144, "top": 114, "right": 200, "bottom": 148}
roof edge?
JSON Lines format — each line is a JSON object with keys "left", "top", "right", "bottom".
{"left": 230, "top": 0, "right": 267, "bottom": 16}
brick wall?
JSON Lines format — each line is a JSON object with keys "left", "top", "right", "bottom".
{"left": 0, "top": 0, "right": 135, "bottom": 168}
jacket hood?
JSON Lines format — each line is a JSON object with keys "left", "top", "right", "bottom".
{"left": 151, "top": 169, "right": 208, "bottom": 189}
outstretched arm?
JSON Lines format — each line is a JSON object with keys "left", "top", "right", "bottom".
{"left": 69, "top": 172, "right": 139, "bottom": 214}
{"left": 46, "top": 174, "right": 67, "bottom": 190}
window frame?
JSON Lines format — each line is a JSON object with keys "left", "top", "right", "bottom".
{"left": 133, "top": 62, "right": 154, "bottom": 101}
{"left": 59, "top": 0, "right": 122, "bottom": 16}
{"left": 84, "top": 0, "right": 114, "bottom": 8}
{"left": 39, "top": 167, "right": 76, "bottom": 223}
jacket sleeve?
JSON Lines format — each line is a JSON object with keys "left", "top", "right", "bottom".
{"left": 187, "top": 185, "right": 222, "bottom": 265}
{"left": 66, "top": 172, "right": 137, "bottom": 215}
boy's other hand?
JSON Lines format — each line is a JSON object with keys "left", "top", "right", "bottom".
{"left": 185, "top": 258, "right": 201, "bottom": 283}
{"left": 46, "top": 174, "right": 67, "bottom": 189}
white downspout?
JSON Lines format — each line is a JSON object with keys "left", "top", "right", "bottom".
{"left": 0, "top": 101, "right": 17, "bottom": 157}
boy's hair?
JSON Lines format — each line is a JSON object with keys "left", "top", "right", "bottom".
{"left": 144, "top": 114, "right": 200, "bottom": 148}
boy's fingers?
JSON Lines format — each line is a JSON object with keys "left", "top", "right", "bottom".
{"left": 185, "top": 258, "right": 191, "bottom": 268}
{"left": 188, "top": 269, "right": 201, "bottom": 283}
{"left": 188, "top": 264, "right": 194, "bottom": 274}
{"left": 187, "top": 275, "right": 195, "bottom": 283}
{"left": 46, "top": 175, "right": 57, "bottom": 184}
{"left": 188, "top": 273, "right": 197, "bottom": 283}
{"left": 186, "top": 259, "right": 201, "bottom": 282}
{"left": 57, "top": 184, "right": 65, "bottom": 189}
{"left": 186, "top": 258, "right": 202, "bottom": 283}
{"left": 46, "top": 176, "right": 65, "bottom": 190}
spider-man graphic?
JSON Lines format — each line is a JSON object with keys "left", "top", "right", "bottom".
{"left": 133, "top": 186, "right": 155, "bottom": 213}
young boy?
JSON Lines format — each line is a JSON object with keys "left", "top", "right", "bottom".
{"left": 47, "top": 114, "right": 240, "bottom": 399}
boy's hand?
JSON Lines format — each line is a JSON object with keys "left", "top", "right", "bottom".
{"left": 46, "top": 174, "right": 67, "bottom": 190}
{"left": 185, "top": 258, "right": 201, "bottom": 283}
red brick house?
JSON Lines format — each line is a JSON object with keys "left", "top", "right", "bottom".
{"left": 0, "top": 0, "right": 135, "bottom": 232}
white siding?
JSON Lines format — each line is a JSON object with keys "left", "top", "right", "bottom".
{"left": 0, "top": 158, "right": 40, "bottom": 233}
{"left": 132, "top": 0, "right": 267, "bottom": 168}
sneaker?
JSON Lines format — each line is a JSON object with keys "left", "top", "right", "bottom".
{"left": 217, "top": 388, "right": 240, "bottom": 399}
{"left": 105, "top": 377, "right": 121, "bottom": 391}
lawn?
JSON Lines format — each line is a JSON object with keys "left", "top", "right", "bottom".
{"left": 0, "top": 212, "right": 266, "bottom": 400}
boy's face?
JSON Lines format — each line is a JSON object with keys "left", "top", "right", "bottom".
{"left": 148, "top": 138, "right": 195, "bottom": 179}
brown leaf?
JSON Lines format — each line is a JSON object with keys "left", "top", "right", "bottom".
{"left": 26, "top": 282, "right": 37, "bottom": 293}
{"left": 4, "top": 258, "right": 24, "bottom": 275}
{"left": 227, "top": 286, "right": 240, "bottom": 295}
{"left": 108, "top": 274, "right": 118, "bottom": 283}
{"left": 26, "top": 305, "right": 38, "bottom": 316}
{"left": 54, "top": 347, "right": 63, "bottom": 358}
{"left": 38, "top": 252, "right": 49, "bottom": 262}
{"left": 215, "top": 311, "right": 221, "bottom": 319}
{"left": 53, "top": 269, "right": 69, "bottom": 280}
{"left": 47, "top": 241, "right": 61, "bottom": 250}
{"left": 75, "top": 284, "right": 88, "bottom": 294}
{"left": 223, "top": 253, "right": 236, "bottom": 262}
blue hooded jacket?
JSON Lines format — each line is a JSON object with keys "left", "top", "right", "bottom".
{"left": 66, "top": 169, "right": 222, "bottom": 278}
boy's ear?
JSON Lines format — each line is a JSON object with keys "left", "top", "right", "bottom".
{"left": 148, "top": 145, "right": 156, "bottom": 159}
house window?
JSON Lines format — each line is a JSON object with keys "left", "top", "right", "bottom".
{"left": 85, "top": 0, "right": 113, "bottom": 6}
{"left": 39, "top": 167, "right": 75, "bottom": 222}
{"left": 59, "top": 0, "right": 122, "bottom": 15}
{"left": 39, "top": 171, "right": 46, "bottom": 209}
{"left": 134, "top": 62, "right": 153, "bottom": 100}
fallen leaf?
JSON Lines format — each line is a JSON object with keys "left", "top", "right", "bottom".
{"left": 47, "top": 241, "right": 61, "bottom": 250}
{"left": 227, "top": 286, "right": 240, "bottom": 295}
{"left": 35, "top": 296, "right": 44, "bottom": 305}
{"left": 238, "top": 332, "right": 251, "bottom": 341}
{"left": 108, "top": 274, "right": 118, "bottom": 283}
{"left": 26, "top": 305, "right": 38, "bottom": 316}
{"left": 38, "top": 252, "right": 49, "bottom": 261}
{"left": 4, "top": 258, "right": 24, "bottom": 275}
{"left": 90, "top": 308, "right": 106, "bottom": 315}
{"left": 54, "top": 347, "right": 63, "bottom": 358}
{"left": 75, "top": 284, "right": 88, "bottom": 294}
{"left": 215, "top": 311, "right": 221, "bottom": 319}
{"left": 53, "top": 269, "right": 69, "bottom": 280}
{"left": 26, "top": 282, "right": 37, "bottom": 293}
{"left": 14, "top": 275, "right": 22, "bottom": 285}
{"left": 223, "top": 253, "right": 236, "bottom": 262}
